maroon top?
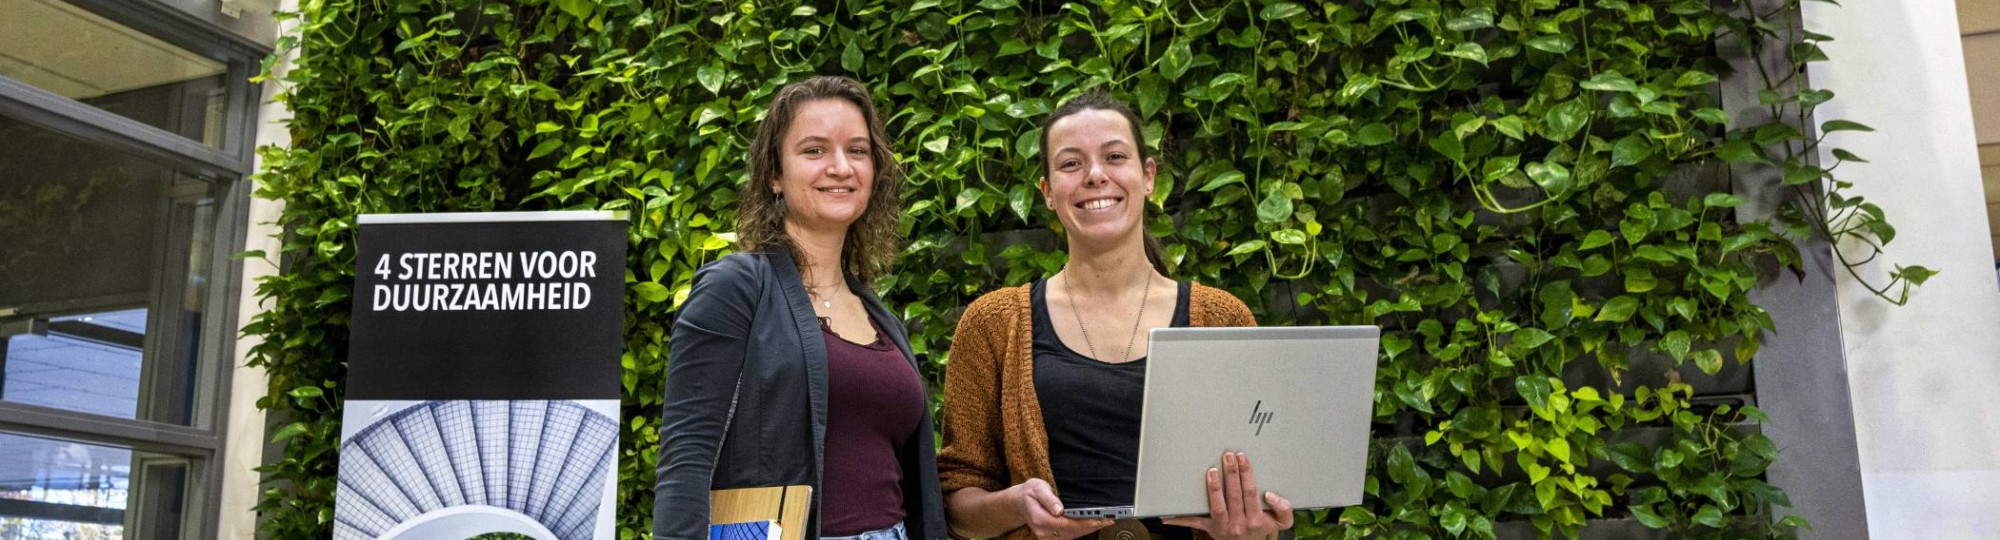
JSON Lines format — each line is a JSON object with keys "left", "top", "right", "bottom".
{"left": 820, "top": 317, "right": 925, "bottom": 536}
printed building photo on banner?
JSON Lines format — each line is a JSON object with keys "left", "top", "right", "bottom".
{"left": 335, "top": 212, "right": 627, "bottom": 540}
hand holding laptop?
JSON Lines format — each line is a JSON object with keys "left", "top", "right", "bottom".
{"left": 1010, "top": 478, "right": 1114, "bottom": 539}
{"left": 1161, "top": 452, "right": 1295, "bottom": 540}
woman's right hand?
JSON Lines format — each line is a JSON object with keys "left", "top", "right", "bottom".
{"left": 1009, "top": 478, "right": 1115, "bottom": 540}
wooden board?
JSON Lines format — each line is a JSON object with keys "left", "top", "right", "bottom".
{"left": 711, "top": 485, "right": 812, "bottom": 540}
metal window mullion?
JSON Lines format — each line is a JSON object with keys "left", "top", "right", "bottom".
{"left": 0, "top": 75, "right": 248, "bottom": 176}
{"left": 0, "top": 401, "right": 220, "bottom": 453}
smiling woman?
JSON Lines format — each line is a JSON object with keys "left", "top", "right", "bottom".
{"left": 653, "top": 76, "right": 946, "bottom": 540}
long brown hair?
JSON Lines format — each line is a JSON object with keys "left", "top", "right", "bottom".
{"left": 735, "top": 76, "right": 904, "bottom": 282}
{"left": 1039, "top": 89, "right": 1171, "bottom": 276}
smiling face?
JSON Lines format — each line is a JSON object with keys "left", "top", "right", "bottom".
{"left": 1040, "top": 108, "right": 1157, "bottom": 247}
{"left": 771, "top": 98, "right": 877, "bottom": 235}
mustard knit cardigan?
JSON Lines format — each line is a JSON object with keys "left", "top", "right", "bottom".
{"left": 937, "top": 282, "right": 1257, "bottom": 540}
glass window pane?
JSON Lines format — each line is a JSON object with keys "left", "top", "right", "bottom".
{"left": 0, "top": 0, "right": 230, "bottom": 148}
{"left": 0, "top": 431, "right": 192, "bottom": 539}
{"left": 0, "top": 112, "right": 216, "bottom": 426}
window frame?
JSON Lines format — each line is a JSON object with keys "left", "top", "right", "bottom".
{"left": 0, "top": 0, "right": 270, "bottom": 537}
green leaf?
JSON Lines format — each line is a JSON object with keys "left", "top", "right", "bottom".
{"left": 1257, "top": 191, "right": 1294, "bottom": 223}
{"left": 634, "top": 282, "right": 671, "bottom": 302}
{"left": 1625, "top": 267, "right": 1657, "bottom": 293}
{"left": 1525, "top": 161, "right": 1573, "bottom": 194}
{"left": 1258, "top": 2, "right": 1306, "bottom": 20}
{"left": 1703, "top": 193, "right": 1745, "bottom": 208}
{"left": 1442, "top": 42, "right": 1489, "bottom": 65}
{"left": 1675, "top": 70, "right": 1720, "bottom": 87}
{"left": 1715, "top": 140, "right": 1768, "bottom": 164}
{"left": 1612, "top": 135, "right": 1653, "bottom": 167}
{"left": 1356, "top": 123, "right": 1394, "bottom": 146}
{"left": 1629, "top": 504, "right": 1670, "bottom": 528}
{"left": 1543, "top": 99, "right": 1590, "bottom": 141}
{"left": 1581, "top": 230, "right": 1615, "bottom": 250}
{"left": 1526, "top": 35, "right": 1576, "bottom": 54}
{"left": 842, "top": 39, "right": 863, "bottom": 72}
{"left": 1429, "top": 134, "right": 1464, "bottom": 162}
{"left": 271, "top": 421, "right": 310, "bottom": 443}
{"left": 1693, "top": 505, "right": 1725, "bottom": 528}
{"left": 1198, "top": 170, "right": 1245, "bottom": 192}
{"left": 1596, "top": 296, "right": 1640, "bottom": 322}
{"left": 1482, "top": 155, "right": 1520, "bottom": 183}
{"left": 697, "top": 64, "right": 727, "bottom": 95}
{"left": 1693, "top": 349, "right": 1724, "bottom": 374}
{"left": 1516, "top": 376, "right": 1552, "bottom": 412}
{"left": 1514, "top": 328, "right": 1555, "bottom": 349}
{"left": 1895, "top": 265, "right": 1937, "bottom": 286}
{"left": 1161, "top": 40, "right": 1194, "bottom": 81}
{"left": 1272, "top": 229, "right": 1308, "bottom": 245}
{"left": 1662, "top": 330, "right": 1692, "bottom": 360}
{"left": 1822, "top": 119, "right": 1874, "bottom": 133}
{"left": 1581, "top": 71, "right": 1639, "bottom": 93}
{"left": 1832, "top": 148, "right": 1868, "bottom": 163}
{"left": 289, "top": 386, "right": 324, "bottom": 399}
{"left": 528, "top": 138, "right": 564, "bottom": 159}
{"left": 1225, "top": 240, "right": 1267, "bottom": 257}
{"left": 1491, "top": 116, "right": 1526, "bottom": 140}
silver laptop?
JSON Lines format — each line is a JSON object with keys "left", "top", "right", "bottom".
{"left": 1064, "top": 326, "right": 1380, "bottom": 520}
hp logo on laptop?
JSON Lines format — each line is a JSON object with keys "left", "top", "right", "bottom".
{"left": 1248, "top": 400, "right": 1275, "bottom": 436}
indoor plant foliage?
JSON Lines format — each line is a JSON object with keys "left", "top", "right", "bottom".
{"left": 246, "top": 0, "right": 1910, "bottom": 538}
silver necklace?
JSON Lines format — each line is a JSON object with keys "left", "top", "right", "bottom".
{"left": 1062, "top": 271, "right": 1151, "bottom": 362}
{"left": 806, "top": 281, "right": 840, "bottom": 309}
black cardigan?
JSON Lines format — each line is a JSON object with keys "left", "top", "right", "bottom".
{"left": 653, "top": 250, "right": 946, "bottom": 540}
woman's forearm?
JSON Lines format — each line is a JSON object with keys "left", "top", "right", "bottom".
{"left": 946, "top": 486, "right": 1025, "bottom": 539}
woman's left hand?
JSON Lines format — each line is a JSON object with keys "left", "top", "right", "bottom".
{"left": 1161, "top": 452, "right": 1294, "bottom": 540}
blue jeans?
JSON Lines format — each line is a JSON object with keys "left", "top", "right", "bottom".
{"left": 822, "top": 521, "right": 906, "bottom": 540}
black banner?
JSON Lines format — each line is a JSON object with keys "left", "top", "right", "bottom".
{"left": 348, "top": 213, "right": 626, "bottom": 401}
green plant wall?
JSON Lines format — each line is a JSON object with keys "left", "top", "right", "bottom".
{"left": 248, "top": 0, "right": 1915, "bottom": 538}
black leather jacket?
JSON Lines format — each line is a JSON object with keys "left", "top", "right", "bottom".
{"left": 653, "top": 251, "right": 946, "bottom": 540}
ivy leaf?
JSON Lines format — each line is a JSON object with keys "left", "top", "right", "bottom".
{"left": 842, "top": 39, "right": 863, "bottom": 72}
{"left": 1693, "top": 108, "right": 1729, "bottom": 125}
{"left": 1781, "top": 163, "right": 1826, "bottom": 185}
{"left": 1693, "top": 349, "right": 1724, "bottom": 374}
{"left": 1581, "top": 71, "right": 1639, "bottom": 93}
{"left": 1482, "top": 155, "right": 1520, "bottom": 183}
{"left": 553, "top": 0, "right": 593, "bottom": 20}
{"left": 528, "top": 138, "right": 564, "bottom": 160}
{"left": 1543, "top": 99, "right": 1589, "bottom": 141}
{"left": 1442, "top": 42, "right": 1489, "bottom": 66}
{"left": 1693, "top": 505, "right": 1725, "bottom": 528}
{"left": 1446, "top": 7, "right": 1494, "bottom": 31}
{"left": 1595, "top": 296, "right": 1640, "bottom": 322}
{"left": 1337, "top": 74, "right": 1378, "bottom": 103}
{"left": 1525, "top": 161, "right": 1573, "bottom": 194}
{"left": 1515, "top": 376, "right": 1552, "bottom": 413}
{"left": 1821, "top": 119, "right": 1874, "bottom": 133}
{"left": 1715, "top": 140, "right": 1769, "bottom": 164}
{"left": 1581, "top": 230, "right": 1614, "bottom": 250}
{"left": 1009, "top": 185, "right": 1034, "bottom": 222}
{"left": 925, "top": 136, "right": 951, "bottom": 153}
{"left": 1832, "top": 148, "right": 1868, "bottom": 163}
{"left": 1198, "top": 170, "right": 1245, "bottom": 192}
{"left": 1525, "top": 35, "right": 1576, "bottom": 54}
{"left": 1629, "top": 504, "right": 1670, "bottom": 528}
{"left": 697, "top": 63, "right": 725, "bottom": 95}
{"left": 1161, "top": 40, "right": 1194, "bottom": 81}
{"left": 1491, "top": 115, "right": 1525, "bottom": 140}
{"left": 1258, "top": 2, "right": 1306, "bottom": 20}
{"left": 1257, "top": 191, "right": 1293, "bottom": 223}
{"left": 271, "top": 421, "right": 311, "bottom": 443}
{"left": 633, "top": 282, "right": 670, "bottom": 303}
{"left": 1514, "top": 328, "right": 1555, "bottom": 349}
{"left": 1894, "top": 265, "right": 1937, "bottom": 286}
{"left": 1429, "top": 134, "right": 1464, "bottom": 163}
{"left": 1662, "top": 330, "right": 1692, "bottom": 360}
{"left": 1625, "top": 267, "right": 1657, "bottom": 293}
{"left": 289, "top": 386, "right": 324, "bottom": 399}
{"left": 1675, "top": 70, "right": 1720, "bottom": 87}
{"left": 1703, "top": 193, "right": 1745, "bottom": 208}
{"left": 1799, "top": 89, "right": 1835, "bottom": 107}
{"left": 1611, "top": 134, "right": 1653, "bottom": 167}
{"left": 1225, "top": 240, "right": 1267, "bottom": 257}
{"left": 1356, "top": 123, "right": 1395, "bottom": 146}
{"left": 1272, "top": 229, "right": 1308, "bottom": 245}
